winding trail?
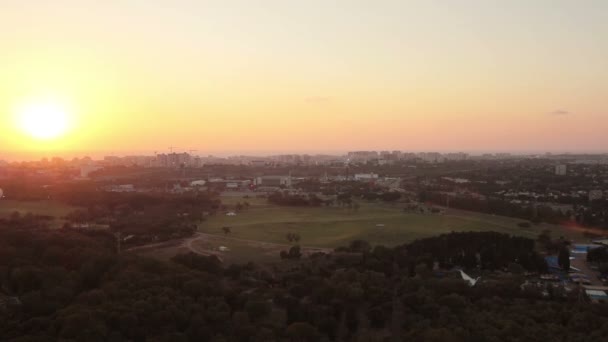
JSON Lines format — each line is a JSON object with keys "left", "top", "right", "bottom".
{"left": 191, "top": 232, "right": 332, "bottom": 253}
{"left": 129, "top": 232, "right": 332, "bottom": 263}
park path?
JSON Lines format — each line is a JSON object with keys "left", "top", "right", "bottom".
{"left": 127, "top": 232, "right": 332, "bottom": 263}
{"left": 194, "top": 232, "right": 333, "bottom": 253}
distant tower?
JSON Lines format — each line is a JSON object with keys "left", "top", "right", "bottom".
{"left": 555, "top": 164, "right": 567, "bottom": 176}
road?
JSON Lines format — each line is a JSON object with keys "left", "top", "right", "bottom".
{"left": 570, "top": 253, "right": 602, "bottom": 286}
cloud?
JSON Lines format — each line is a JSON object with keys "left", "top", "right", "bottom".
{"left": 548, "top": 109, "right": 572, "bottom": 116}
{"left": 304, "top": 96, "right": 331, "bottom": 103}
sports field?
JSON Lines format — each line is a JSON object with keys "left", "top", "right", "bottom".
{"left": 0, "top": 200, "right": 78, "bottom": 227}
{"left": 199, "top": 197, "right": 574, "bottom": 248}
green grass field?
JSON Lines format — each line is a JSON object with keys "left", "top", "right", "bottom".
{"left": 0, "top": 200, "right": 79, "bottom": 227}
{"left": 200, "top": 198, "right": 576, "bottom": 248}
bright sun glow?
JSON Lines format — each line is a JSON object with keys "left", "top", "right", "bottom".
{"left": 14, "top": 99, "right": 72, "bottom": 140}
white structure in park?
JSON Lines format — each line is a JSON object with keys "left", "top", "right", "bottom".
{"left": 459, "top": 270, "right": 481, "bottom": 287}
{"left": 254, "top": 175, "right": 292, "bottom": 188}
{"left": 354, "top": 173, "right": 379, "bottom": 181}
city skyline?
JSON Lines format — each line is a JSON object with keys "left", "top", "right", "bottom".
{"left": 1, "top": 0, "right": 607, "bottom": 159}
{"left": 2, "top": 148, "right": 607, "bottom": 164}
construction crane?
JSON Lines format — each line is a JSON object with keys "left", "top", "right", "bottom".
{"left": 168, "top": 146, "right": 180, "bottom": 153}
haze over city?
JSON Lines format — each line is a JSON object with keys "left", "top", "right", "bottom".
{"left": 2, "top": 0, "right": 607, "bottom": 161}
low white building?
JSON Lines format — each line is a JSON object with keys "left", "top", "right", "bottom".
{"left": 226, "top": 182, "right": 239, "bottom": 189}
{"left": 106, "top": 184, "right": 135, "bottom": 192}
{"left": 254, "top": 176, "right": 292, "bottom": 187}
{"left": 354, "top": 173, "right": 379, "bottom": 181}
{"left": 190, "top": 180, "right": 207, "bottom": 187}
{"left": 589, "top": 190, "right": 604, "bottom": 201}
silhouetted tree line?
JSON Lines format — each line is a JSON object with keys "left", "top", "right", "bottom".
{"left": 59, "top": 191, "right": 220, "bottom": 246}
{"left": 268, "top": 192, "right": 324, "bottom": 207}
{"left": 420, "top": 191, "right": 568, "bottom": 225}
{"left": 588, "top": 247, "right": 608, "bottom": 263}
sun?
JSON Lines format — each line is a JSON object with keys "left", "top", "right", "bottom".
{"left": 14, "top": 99, "right": 73, "bottom": 140}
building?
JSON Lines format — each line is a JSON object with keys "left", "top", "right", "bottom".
{"left": 190, "top": 180, "right": 207, "bottom": 187}
{"left": 555, "top": 164, "right": 567, "bottom": 176}
{"left": 250, "top": 160, "right": 268, "bottom": 167}
{"left": 156, "top": 153, "right": 191, "bottom": 168}
{"left": 0, "top": 292, "right": 21, "bottom": 311}
{"left": 0, "top": 188, "right": 3, "bottom": 199}
{"left": 80, "top": 165, "right": 102, "bottom": 179}
{"left": 445, "top": 152, "right": 469, "bottom": 161}
{"left": 583, "top": 286, "right": 608, "bottom": 303}
{"left": 106, "top": 184, "right": 136, "bottom": 192}
{"left": 347, "top": 151, "right": 379, "bottom": 163}
{"left": 354, "top": 173, "right": 379, "bottom": 181}
{"left": 418, "top": 152, "right": 443, "bottom": 163}
{"left": 589, "top": 190, "right": 604, "bottom": 201}
{"left": 376, "top": 177, "right": 403, "bottom": 191}
{"left": 254, "top": 176, "right": 292, "bottom": 188}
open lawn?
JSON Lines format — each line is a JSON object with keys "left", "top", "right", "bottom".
{"left": 140, "top": 196, "right": 588, "bottom": 264}
{"left": 200, "top": 198, "right": 584, "bottom": 248}
{"left": 0, "top": 200, "right": 79, "bottom": 227}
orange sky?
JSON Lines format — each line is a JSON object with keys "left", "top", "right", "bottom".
{"left": 1, "top": 1, "right": 607, "bottom": 160}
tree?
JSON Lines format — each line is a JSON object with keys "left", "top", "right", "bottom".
{"left": 244, "top": 300, "right": 271, "bottom": 321}
{"left": 558, "top": 246, "right": 570, "bottom": 271}
{"left": 286, "top": 322, "right": 319, "bottom": 342}
{"left": 349, "top": 240, "right": 371, "bottom": 253}
{"left": 222, "top": 227, "right": 231, "bottom": 235}
{"left": 288, "top": 245, "right": 302, "bottom": 259}
{"left": 380, "top": 192, "right": 401, "bottom": 202}
{"left": 281, "top": 245, "right": 302, "bottom": 260}
{"left": 587, "top": 247, "right": 608, "bottom": 263}
{"left": 537, "top": 229, "right": 552, "bottom": 250}
{"left": 286, "top": 233, "right": 301, "bottom": 244}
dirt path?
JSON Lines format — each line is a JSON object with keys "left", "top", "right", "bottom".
{"left": 194, "top": 232, "right": 333, "bottom": 253}
{"left": 182, "top": 233, "right": 225, "bottom": 261}
{"left": 129, "top": 233, "right": 332, "bottom": 263}
{"left": 125, "top": 239, "right": 184, "bottom": 252}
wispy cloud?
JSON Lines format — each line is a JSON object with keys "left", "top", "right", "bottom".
{"left": 548, "top": 109, "right": 572, "bottom": 116}
{"left": 305, "top": 96, "right": 331, "bottom": 104}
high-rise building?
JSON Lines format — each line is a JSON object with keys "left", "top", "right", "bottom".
{"left": 555, "top": 164, "right": 567, "bottom": 176}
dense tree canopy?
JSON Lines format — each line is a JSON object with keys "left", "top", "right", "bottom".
{"left": 1, "top": 220, "right": 607, "bottom": 341}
